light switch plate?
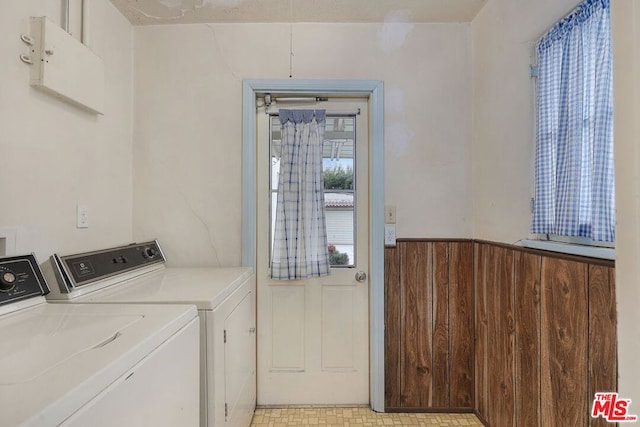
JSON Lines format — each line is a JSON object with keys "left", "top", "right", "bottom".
{"left": 385, "top": 205, "right": 396, "bottom": 224}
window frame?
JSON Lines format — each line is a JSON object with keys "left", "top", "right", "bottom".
{"left": 529, "top": 0, "right": 615, "bottom": 255}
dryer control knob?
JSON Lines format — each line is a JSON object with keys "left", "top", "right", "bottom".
{"left": 142, "top": 247, "right": 157, "bottom": 259}
{"left": 0, "top": 271, "right": 17, "bottom": 292}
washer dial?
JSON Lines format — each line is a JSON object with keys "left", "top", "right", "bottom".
{"left": 0, "top": 270, "right": 17, "bottom": 292}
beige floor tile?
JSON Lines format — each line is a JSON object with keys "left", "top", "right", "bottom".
{"left": 251, "top": 407, "right": 483, "bottom": 427}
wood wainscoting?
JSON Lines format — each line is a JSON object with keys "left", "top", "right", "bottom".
{"left": 384, "top": 239, "right": 617, "bottom": 427}
{"left": 385, "top": 240, "right": 474, "bottom": 411}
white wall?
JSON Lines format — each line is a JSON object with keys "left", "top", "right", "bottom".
{"left": 471, "top": 0, "right": 582, "bottom": 243}
{"left": 0, "top": 0, "right": 134, "bottom": 261}
{"left": 133, "top": 23, "right": 473, "bottom": 266}
{"left": 611, "top": 0, "right": 640, "bottom": 408}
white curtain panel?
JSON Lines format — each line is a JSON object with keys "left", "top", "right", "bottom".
{"left": 271, "top": 110, "right": 331, "bottom": 280}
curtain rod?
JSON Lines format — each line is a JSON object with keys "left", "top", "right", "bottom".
{"left": 264, "top": 94, "right": 328, "bottom": 105}
{"left": 266, "top": 108, "right": 360, "bottom": 117}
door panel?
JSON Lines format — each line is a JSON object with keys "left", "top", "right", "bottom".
{"left": 257, "top": 99, "right": 369, "bottom": 405}
{"left": 270, "top": 285, "right": 305, "bottom": 371}
{"left": 321, "top": 285, "right": 355, "bottom": 370}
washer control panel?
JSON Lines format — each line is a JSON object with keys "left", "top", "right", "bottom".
{"left": 58, "top": 241, "right": 165, "bottom": 288}
{"left": 0, "top": 254, "right": 49, "bottom": 306}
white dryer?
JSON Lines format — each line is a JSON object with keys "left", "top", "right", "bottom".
{"left": 0, "top": 253, "right": 200, "bottom": 427}
{"left": 43, "top": 241, "right": 256, "bottom": 427}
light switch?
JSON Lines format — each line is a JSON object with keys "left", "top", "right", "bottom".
{"left": 385, "top": 205, "right": 396, "bottom": 224}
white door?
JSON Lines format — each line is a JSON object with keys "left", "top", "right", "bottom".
{"left": 256, "top": 98, "right": 369, "bottom": 405}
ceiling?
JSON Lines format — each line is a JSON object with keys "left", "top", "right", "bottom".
{"left": 109, "top": 0, "right": 487, "bottom": 25}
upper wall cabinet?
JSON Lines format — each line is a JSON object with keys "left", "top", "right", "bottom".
{"left": 25, "top": 17, "right": 104, "bottom": 114}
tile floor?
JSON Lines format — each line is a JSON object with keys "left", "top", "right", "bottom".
{"left": 251, "top": 407, "right": 483, "bottom": 426}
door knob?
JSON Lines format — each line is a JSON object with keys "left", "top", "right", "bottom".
{"left": 355, "top": 271, "right": 367, "bottom": 282}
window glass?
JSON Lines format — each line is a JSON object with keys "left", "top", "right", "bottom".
{"left": 270, "top": 115, "right": 356, "bottom": 267}
{"left": 531, "top": 0, "right": 614, "bottom": 245}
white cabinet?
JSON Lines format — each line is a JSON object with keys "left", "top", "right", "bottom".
{"left": 29, "top": 17, "right": 104, "bottom": 114}
{"left": 205, "top": 275, "right": 256, "bottom": 427}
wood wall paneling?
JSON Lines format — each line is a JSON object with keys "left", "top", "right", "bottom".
{"left": 474, "top": 243, "right": 489, "bottom": 422}
{"left": 384, "top": 241, "right": 474, "bottom": 411}
{"left": 588, "top": 266, "right": 617, "bottom": 427}
{"left": 514, "top": 252, "right": 541, "bottom": 426}
{"left": 384, "top": 239, "right": 616, "bottom": 423}
{"left": 384, "top": 247, "right": 401, "bottom": 409}
{"left": 432, "top": 242, "right": 450, "bottom": 408}
{"left": 400, "top": 242, "right": 433, "bottom": 407}
{"left": 541, "top": 258, "right": 588, "bottom": 426}
{"left": 449, "top": 242, "right": 474, "bottom": 408}
{"left": 486, "top": 245, "right": 516, "bottom": 427}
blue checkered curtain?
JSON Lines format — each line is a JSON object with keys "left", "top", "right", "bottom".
{"left": 532, "top": 0, "right": 614, "bottom": 242}
{"left": 271, "top": 109, "right": 331, "bottom": 280}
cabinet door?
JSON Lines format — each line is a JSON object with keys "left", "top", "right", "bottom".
{"left": 224, "top": 289, "right": 256, "bottom": 426}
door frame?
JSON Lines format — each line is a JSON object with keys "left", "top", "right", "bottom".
{"left": 241, "top": 79, "right": 385, "bottom": 412}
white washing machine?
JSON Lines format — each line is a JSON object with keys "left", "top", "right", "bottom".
{"left": 43, "top": 241, "right": 256, "bottom": 427}
{"left": 0, "top": 253, "right": 200, "bottom": 427}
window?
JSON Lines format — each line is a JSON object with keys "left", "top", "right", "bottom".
{"left": 531, "top": 0, "right": 614, "bottom": 246}
{"left": 270, "top": 115, "right": 357, "bottom": 267}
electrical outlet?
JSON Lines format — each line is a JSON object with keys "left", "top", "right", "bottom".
{"left": 77, "top": 204, "right": 89, "bottom": 228}
{"left": 384, "top": 225, "right": 396, "bottom": 247}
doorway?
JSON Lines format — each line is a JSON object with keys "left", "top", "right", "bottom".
{"left": 256, "top": 99, "right": 369, "bottom": 404}
{"left": 241, "top": 79, "right": 385, "bottom": 411}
